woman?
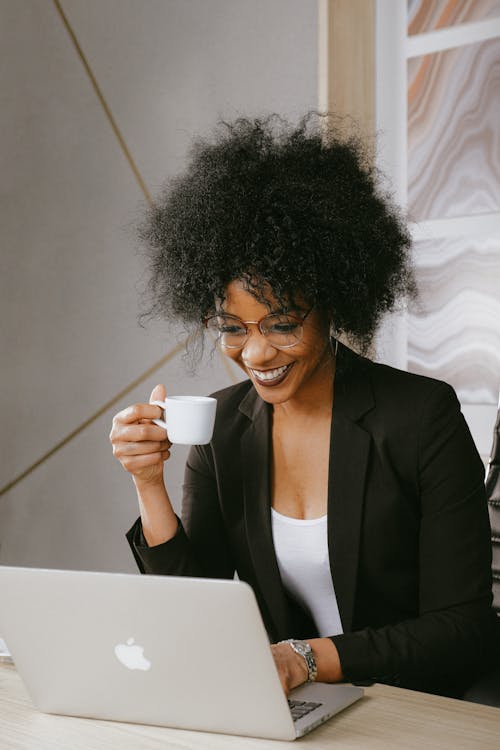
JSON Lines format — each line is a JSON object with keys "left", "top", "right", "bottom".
{"left": 110, "top": 114, "right": 498, "bottom": 698}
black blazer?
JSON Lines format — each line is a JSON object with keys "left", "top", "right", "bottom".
{"left": 127, "top": 344, "right": 499, "bottom": 697}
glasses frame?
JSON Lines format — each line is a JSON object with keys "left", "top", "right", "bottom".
{"left": 203, "top": 307, "right": 313, "bottom": 350}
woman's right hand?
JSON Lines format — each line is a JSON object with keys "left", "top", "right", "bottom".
{"left": 110, "top": 384, "right": 172, "bottom": 487}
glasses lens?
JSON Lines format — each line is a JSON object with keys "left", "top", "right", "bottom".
{"left": 262, "top": 314, "right": 303, "bottom": 348}
{"left": 206, "top": 315, "right": 247, "bottom": 348}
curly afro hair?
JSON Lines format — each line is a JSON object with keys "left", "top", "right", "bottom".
{"left": 138, "top": 113, "right": 415, "bottom": 354}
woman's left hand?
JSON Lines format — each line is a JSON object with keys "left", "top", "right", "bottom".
{"left": 270, "top": 642, "right": 309, "bottom": 695}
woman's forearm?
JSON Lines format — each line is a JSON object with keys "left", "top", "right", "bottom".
{"left": 134, "top": 478, "right": 179, "bottom": 547}
{"left": 309, "top": 637, "right": 344, "bottom": 682}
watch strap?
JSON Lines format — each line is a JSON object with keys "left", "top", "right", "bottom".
{"left": 279, "top": 638, "right": 317, "bottom": 682}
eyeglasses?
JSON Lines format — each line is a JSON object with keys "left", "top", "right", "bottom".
{"left": 204, "top": 308, "right": 313, "bottom": 349}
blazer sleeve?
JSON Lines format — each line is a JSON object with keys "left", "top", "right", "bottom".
{"left": 126, "top": 442, "right": 235, "bottom": 580}
{"left": 330, "top": 382, "right": 498, "bottom": 694}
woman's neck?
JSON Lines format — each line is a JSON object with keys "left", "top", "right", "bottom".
{"left": 273, "top": 350, "right": 335, "bottom": 421}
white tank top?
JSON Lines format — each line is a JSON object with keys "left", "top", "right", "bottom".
{"left": 271, "top": 508, "right": 344, "bottom": 637}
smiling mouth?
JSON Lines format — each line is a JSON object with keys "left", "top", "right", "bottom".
{"left": 249, "top": 363, "right": 293, "bottom": 386}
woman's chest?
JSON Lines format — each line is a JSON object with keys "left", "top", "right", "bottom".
{"left": 270, "top": 417, "right": 331, "bottom": 519}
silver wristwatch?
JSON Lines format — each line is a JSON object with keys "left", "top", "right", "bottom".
{"left": 280, "top": 639, "right": 317, "bottom": 682}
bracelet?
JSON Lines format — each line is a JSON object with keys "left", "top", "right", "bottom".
{"left": 279, "top": 639, "right": 317, "bottom": 682}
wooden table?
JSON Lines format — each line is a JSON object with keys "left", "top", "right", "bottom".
{"left": 1, "top": 663, "right": 500, "bottom": 749}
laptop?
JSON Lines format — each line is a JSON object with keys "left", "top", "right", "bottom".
{"left": 0, "top": 566, "right": 363, "bottom": 740}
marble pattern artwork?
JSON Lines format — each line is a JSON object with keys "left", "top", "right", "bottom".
{"left": 408, "top": 37, "right": 500, "bottom": 221}
{"left": 408, "top": 235, "right": 500, "bottom": 404}
{"left": 408, "top": 0, "right": 500, "bottom": 35}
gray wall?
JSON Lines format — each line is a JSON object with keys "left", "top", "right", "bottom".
{"left": 0, "top": 0, "right": 318, "bottom": 571}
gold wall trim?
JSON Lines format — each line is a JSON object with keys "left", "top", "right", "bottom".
{"left": 52, "top": 0, "right": 153, "bottom": 206}
{"left": 0, "top": 2, "right": 241, "bottom": 499}
{"left": 0, "top": 342, "right": 186, "bottom": 498}
{"left": 53, "top": 0, "right": 239, "bottom": 389}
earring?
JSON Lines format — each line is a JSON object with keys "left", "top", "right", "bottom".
{"left": 329, "top": 323, "right": 339, "bottom": 357}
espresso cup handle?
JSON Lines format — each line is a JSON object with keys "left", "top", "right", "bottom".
{"left": 151, "top": 400, "right": 167, "bottom": 430}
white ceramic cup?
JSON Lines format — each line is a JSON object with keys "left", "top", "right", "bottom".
{"left": 151, "top": 396, "right": 217, "bottom": 445}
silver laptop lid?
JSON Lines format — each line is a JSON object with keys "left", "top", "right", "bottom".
{"left": 0, "top": 566, "right": 297, "bottom": 740}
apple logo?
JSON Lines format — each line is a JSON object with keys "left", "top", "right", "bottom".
{"left": 114, "top": 637, "right": 151, "bottom": 671}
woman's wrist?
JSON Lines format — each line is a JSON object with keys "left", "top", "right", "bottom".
{"left": 134, "top": 478, "right": 178, "bottom": 546}
{"left": 307, "top": 637, "right": 344, "bottom": 683}
{"left": 133, "top": 473, "right": 166, "bottom": 495}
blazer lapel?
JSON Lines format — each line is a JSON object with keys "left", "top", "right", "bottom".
{"left": 328, "top": 345, "right": 374, "bottom": 633}
{"left": 239, "top": 391, "right": 292, "bottom": 639}
{"left": 237, "top": 343, "right": 374, "bottom": 638}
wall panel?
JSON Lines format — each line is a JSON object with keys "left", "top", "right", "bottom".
{"left": 408, "top": 37, "right": 500, "bottom": 221}
{"left": 408, "top": 235, "right": 500, "bottom": 404}
{"left": 408, "top": 0, "right": 500, "bottom": 35}
{"left": 0, "top": 0, "right": 318, "bottom": 570}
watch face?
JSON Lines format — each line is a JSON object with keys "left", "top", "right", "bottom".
{"left": 294, "top": 640, "right": 310, "bottom": 656}
{"left": 285, "top": 640, "right": 317, "bottom": 681}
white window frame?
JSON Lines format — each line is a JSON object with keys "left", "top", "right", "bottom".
{"left": 374, "top": 0, "right": 500, "bottom": 457}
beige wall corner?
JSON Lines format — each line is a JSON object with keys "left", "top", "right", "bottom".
{"left": 319, "top": 0, "right": 375, "bottom": 136}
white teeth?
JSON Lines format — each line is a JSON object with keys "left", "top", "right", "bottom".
{"left": 251, "top": 364, "right": 289, "bottom": 382}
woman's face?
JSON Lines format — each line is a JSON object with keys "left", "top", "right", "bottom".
{"left": 217, "top": 280, "right": 334, "bottom": 407}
